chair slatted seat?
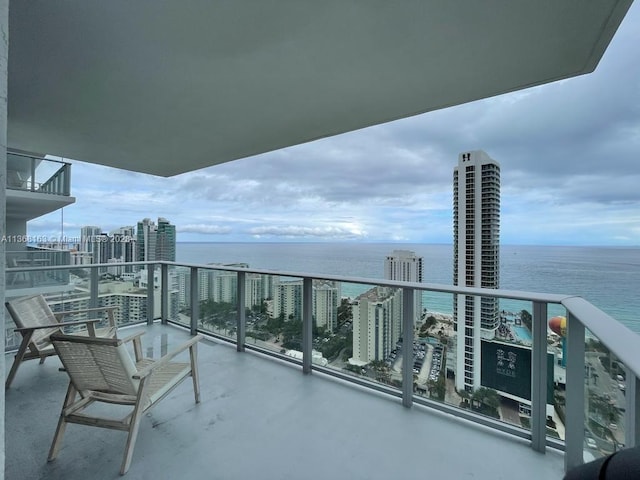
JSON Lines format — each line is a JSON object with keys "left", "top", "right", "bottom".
{"left": 48, "top": 331, "right": 202, "bottom": 475}
{"left": 5, "top": 294, "right": 118, "bottom": 389}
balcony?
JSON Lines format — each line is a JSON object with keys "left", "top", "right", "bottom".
{"left": 5, "top": 151, "right": 75, "bottom": 221}
{"left": 5, "top": 247, "right": 72, "bottom": 296}
{"left": 5, "top": 322, "right": 565, "bottom": 480}
{"left": 4, "top": 260, "right": 640, "bottom": 478}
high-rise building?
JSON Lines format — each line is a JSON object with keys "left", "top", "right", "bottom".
{"left": 272, "top": 278, "right": 303, "bottom": 321}
{"left": 270, "top": 278, "right": 339, "bottom": 327}
{"left": 136, "top": 218, "right": 176, "bottom": 262}
{"left": 453, "top": 150, "right": 501, "bottom": 392}
{"left": 313, "top": 281, "right": 340, "bottom": 332}
{"left": 136, "top": 218, "right": 157, "bottom": 262}
{"left": 80, "top": 225, "right": 102, "bottom": 261}
{"left": 350, "top": 286, "right": 402, "bottom": 364}
{"left": 384, "top": 249, "right": 423, "bottom": 324}
{"left": 110, "top": 226, "right": 136, "bottom": 272}
{"left": 156, "top": 217, "right": 176, "bottom": 261}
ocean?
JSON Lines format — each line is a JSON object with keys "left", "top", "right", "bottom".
{"left": 176, "top": 243, "right": 640, "bottom": 334}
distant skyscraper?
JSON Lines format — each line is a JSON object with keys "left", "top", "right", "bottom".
{"left": 453, "top": 150, "right": 500, "bottom": 392}
{"left": 384, "top": 249, "right": 423, "bottom": 323}
{"left": 136, "top": 218, "right": 157, "bottom": 262}
{"left": 351, "top": 286, "right": 402, "bottom": 364}
{"left": 80, "top": 225, "right": 102, "bottom": 260}
{"left": 156, "top": 217, "right": 176, "bottom": 261}
{"left": 313, "top": 281, "right": 340, "bottom": 332}
{"left": 136, "top": 217, "right": 176, "bottom": 262}
{"left": 273, "top": 278, "right": 303, "bottom": 321}
{"left": 110, "top": 226, "right": 136, "bottom": 272}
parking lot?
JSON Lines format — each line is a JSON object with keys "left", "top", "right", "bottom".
{"left": 387, "top": 339, "right": 445, "bottom": 386}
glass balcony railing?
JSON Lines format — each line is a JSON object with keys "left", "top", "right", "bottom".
{"left": 6, "top": 248, "right": 71, "bottom": 290}
{"left": 4, "top": 259, "right": 639, "bottom": 474}
{"left": 6, "top": 150, "right": 71, "bottom": 196}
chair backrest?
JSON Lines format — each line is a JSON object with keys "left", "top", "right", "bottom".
{"left": 50, "top": 333, "right": 139, "bottom": 396}
{"left": 5, "top": 295, "right": 61, "bottom": 351}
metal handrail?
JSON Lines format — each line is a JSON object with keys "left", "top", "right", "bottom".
{"left": 5, "top": 258, "right": 639, "bottom": 472}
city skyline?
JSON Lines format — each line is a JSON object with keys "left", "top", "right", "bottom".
{"left": 24, "top": 3, "right": 640, "bottom": 247}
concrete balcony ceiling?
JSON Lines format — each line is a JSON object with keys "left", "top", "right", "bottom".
{"left": 8, "top": 1, "right": 633, "bottom": 177}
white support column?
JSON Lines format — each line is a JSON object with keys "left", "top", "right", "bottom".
{"left": 161, "top": 263, "right": 168, "bottom": 324}
{"left": 302, "top": 277, "right": 313, "bottom": 374}
{"left": 236, "top": 271, "right": 246, "bottom": 352}
{"left": 564, "top": 312, "right": 585, "bottom": 472}
{"left": 1, "top": 1, "right": 9, "bottom": 474}
{"left": 531, "top": 301, "right": 548, "bottom": 453}
{"left": 402, "top": 288, "right": 415, "bottom": 408}
{"left": 189, "top": 267, "right": 199, "bottom": 336}
{"left": 90, "top": 267, "right": 99, "bottom": 309}
{"left": 625, "top": 368, "right": 639, "bottom": 448}
{"left": 146, "top": 264, "right": 155, "bottom": 325}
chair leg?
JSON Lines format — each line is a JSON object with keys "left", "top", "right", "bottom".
{"left": 5, "top": 330, "right": 34, "bottom": 390}
{"left": 120, "top": 379, "right": 149, "bottom": 475}
{"left": 190, "top": 343, "right": 200, "bottom": 404}
{"left": 48, "top": 382, "right": 77, "bottom": 461}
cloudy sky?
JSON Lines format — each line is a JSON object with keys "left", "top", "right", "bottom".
{"left": 30, "top": 4, "right": 640, "bottom": 246}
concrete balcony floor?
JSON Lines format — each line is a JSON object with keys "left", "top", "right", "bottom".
{"left": 6, "top": 323, "right": 564, "bottom": 479}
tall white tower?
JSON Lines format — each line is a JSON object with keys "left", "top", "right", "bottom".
{"left": 453, "top": 150, "right": 500, "bottom": 392}
{"left": 384, "top": 249, "right": 423, "bottom": 324}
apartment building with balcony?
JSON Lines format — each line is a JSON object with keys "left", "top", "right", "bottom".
{"left": 385, "top": 249, "right": 424, "bottom": 325}
{"left": 351, "top": 286, "right": 403, "bottom": 364}
{"left": 2, "top": 2, "right": 638, "bottom": 479}
{"left": 5, "top": 150, "right": 76, "bottom": 299}
{"left": 313, "top": 280, "right": 340, "bottom": 332}
{"left": 453, "top": 150, "right": 501, "bottom": 392}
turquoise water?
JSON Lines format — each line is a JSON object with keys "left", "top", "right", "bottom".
{"left": 176, "top": 242, "right": 640, "bottom": 334}
{"left": 512, "top": 324, "right": 533, "bottom": 343}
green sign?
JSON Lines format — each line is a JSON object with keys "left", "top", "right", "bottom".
{"left": 481, "top": 340, "right": 554, "bottom": 403}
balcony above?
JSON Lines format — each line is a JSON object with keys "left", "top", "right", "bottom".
{"left": 5, "top": 151, "right": 75, "bottom": 221}
{"left": 5, "top": 323, "right": 564, "bottom": 480}
{"left": 7, "top": 1, "right": 633, "bottom": 176}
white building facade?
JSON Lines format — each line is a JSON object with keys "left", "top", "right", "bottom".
{"left": 351, "top": 286, "right": 402, "bottom": 364}
{"left": 453, "top": 150, "right": 501, "bottom": 392}
{"left": 312, "top": 281, "right": 340, "bottom": 332}
{"left": 384, "top": 249, "right": 423, "bottom": 324}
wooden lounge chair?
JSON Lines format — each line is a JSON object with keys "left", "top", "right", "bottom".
{"left": 48, "top": 331, "right": 202, "bottom": 475}
{"left": 4, "top": 294, "right": 118, "bottom": 389}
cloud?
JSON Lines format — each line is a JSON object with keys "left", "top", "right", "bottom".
{"left": 178, "top": 224, "right": 233, "bottom": 235}
{"left": 249, "top": 224, "right": 368, "bottom": 239}
{"left": 26, "top": 4, "right": 640, "bottom": 246}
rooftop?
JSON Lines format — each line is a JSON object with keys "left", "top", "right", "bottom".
{"left": 6, "top": 323, "right": 564, "bottom": 479}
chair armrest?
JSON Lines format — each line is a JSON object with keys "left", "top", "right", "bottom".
{"left": 54, "top": 306, "right": 118, "bottom": 317}
{"left": 133, "top": 335, "right": 203, "bottom": 379}
{"left": 121, "top": 332, "right": 145, "bottom": 362}
{"left": 55, "top": 306, "right": 118, "bottom": 327}
{"left": 15, "top": 318, "right": 101, "bottom": 332}
{"left": 121, "top": 332, "right": 145, "bottom": 344}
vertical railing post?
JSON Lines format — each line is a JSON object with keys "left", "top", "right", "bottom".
{"left": 564, "top": 312, "right": 585, "bottom": 472}
{"left": 161, "top": 263, "right": 168, "bottom": 325}
{"left": 302, "top": 277, "right": 313, "bottom": 374}
{"left": 625, "top": 369, "right": 639, "bottom": 448}
{"left": 89, "top": 266, "right": 99, "bottom": 310}
{"left": 190, "top": 267, "right": 199, "bottom": 336}
{"left": 236, "top": 271, "right": 246, "bottom": 352}
{"left": 531, "top": 301, "right": 548, "bottom": 453}
{"left": 402, "top": 287, "right": 415, "bottom": 408}
{"left": 146, "top": 264, "right": 154, "bottom": 325}
{"left": 29, "top": 156, "right": 36, "bottom": 191}
{"left": 63, "top": 163, "right": 71, "bottom": 196}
